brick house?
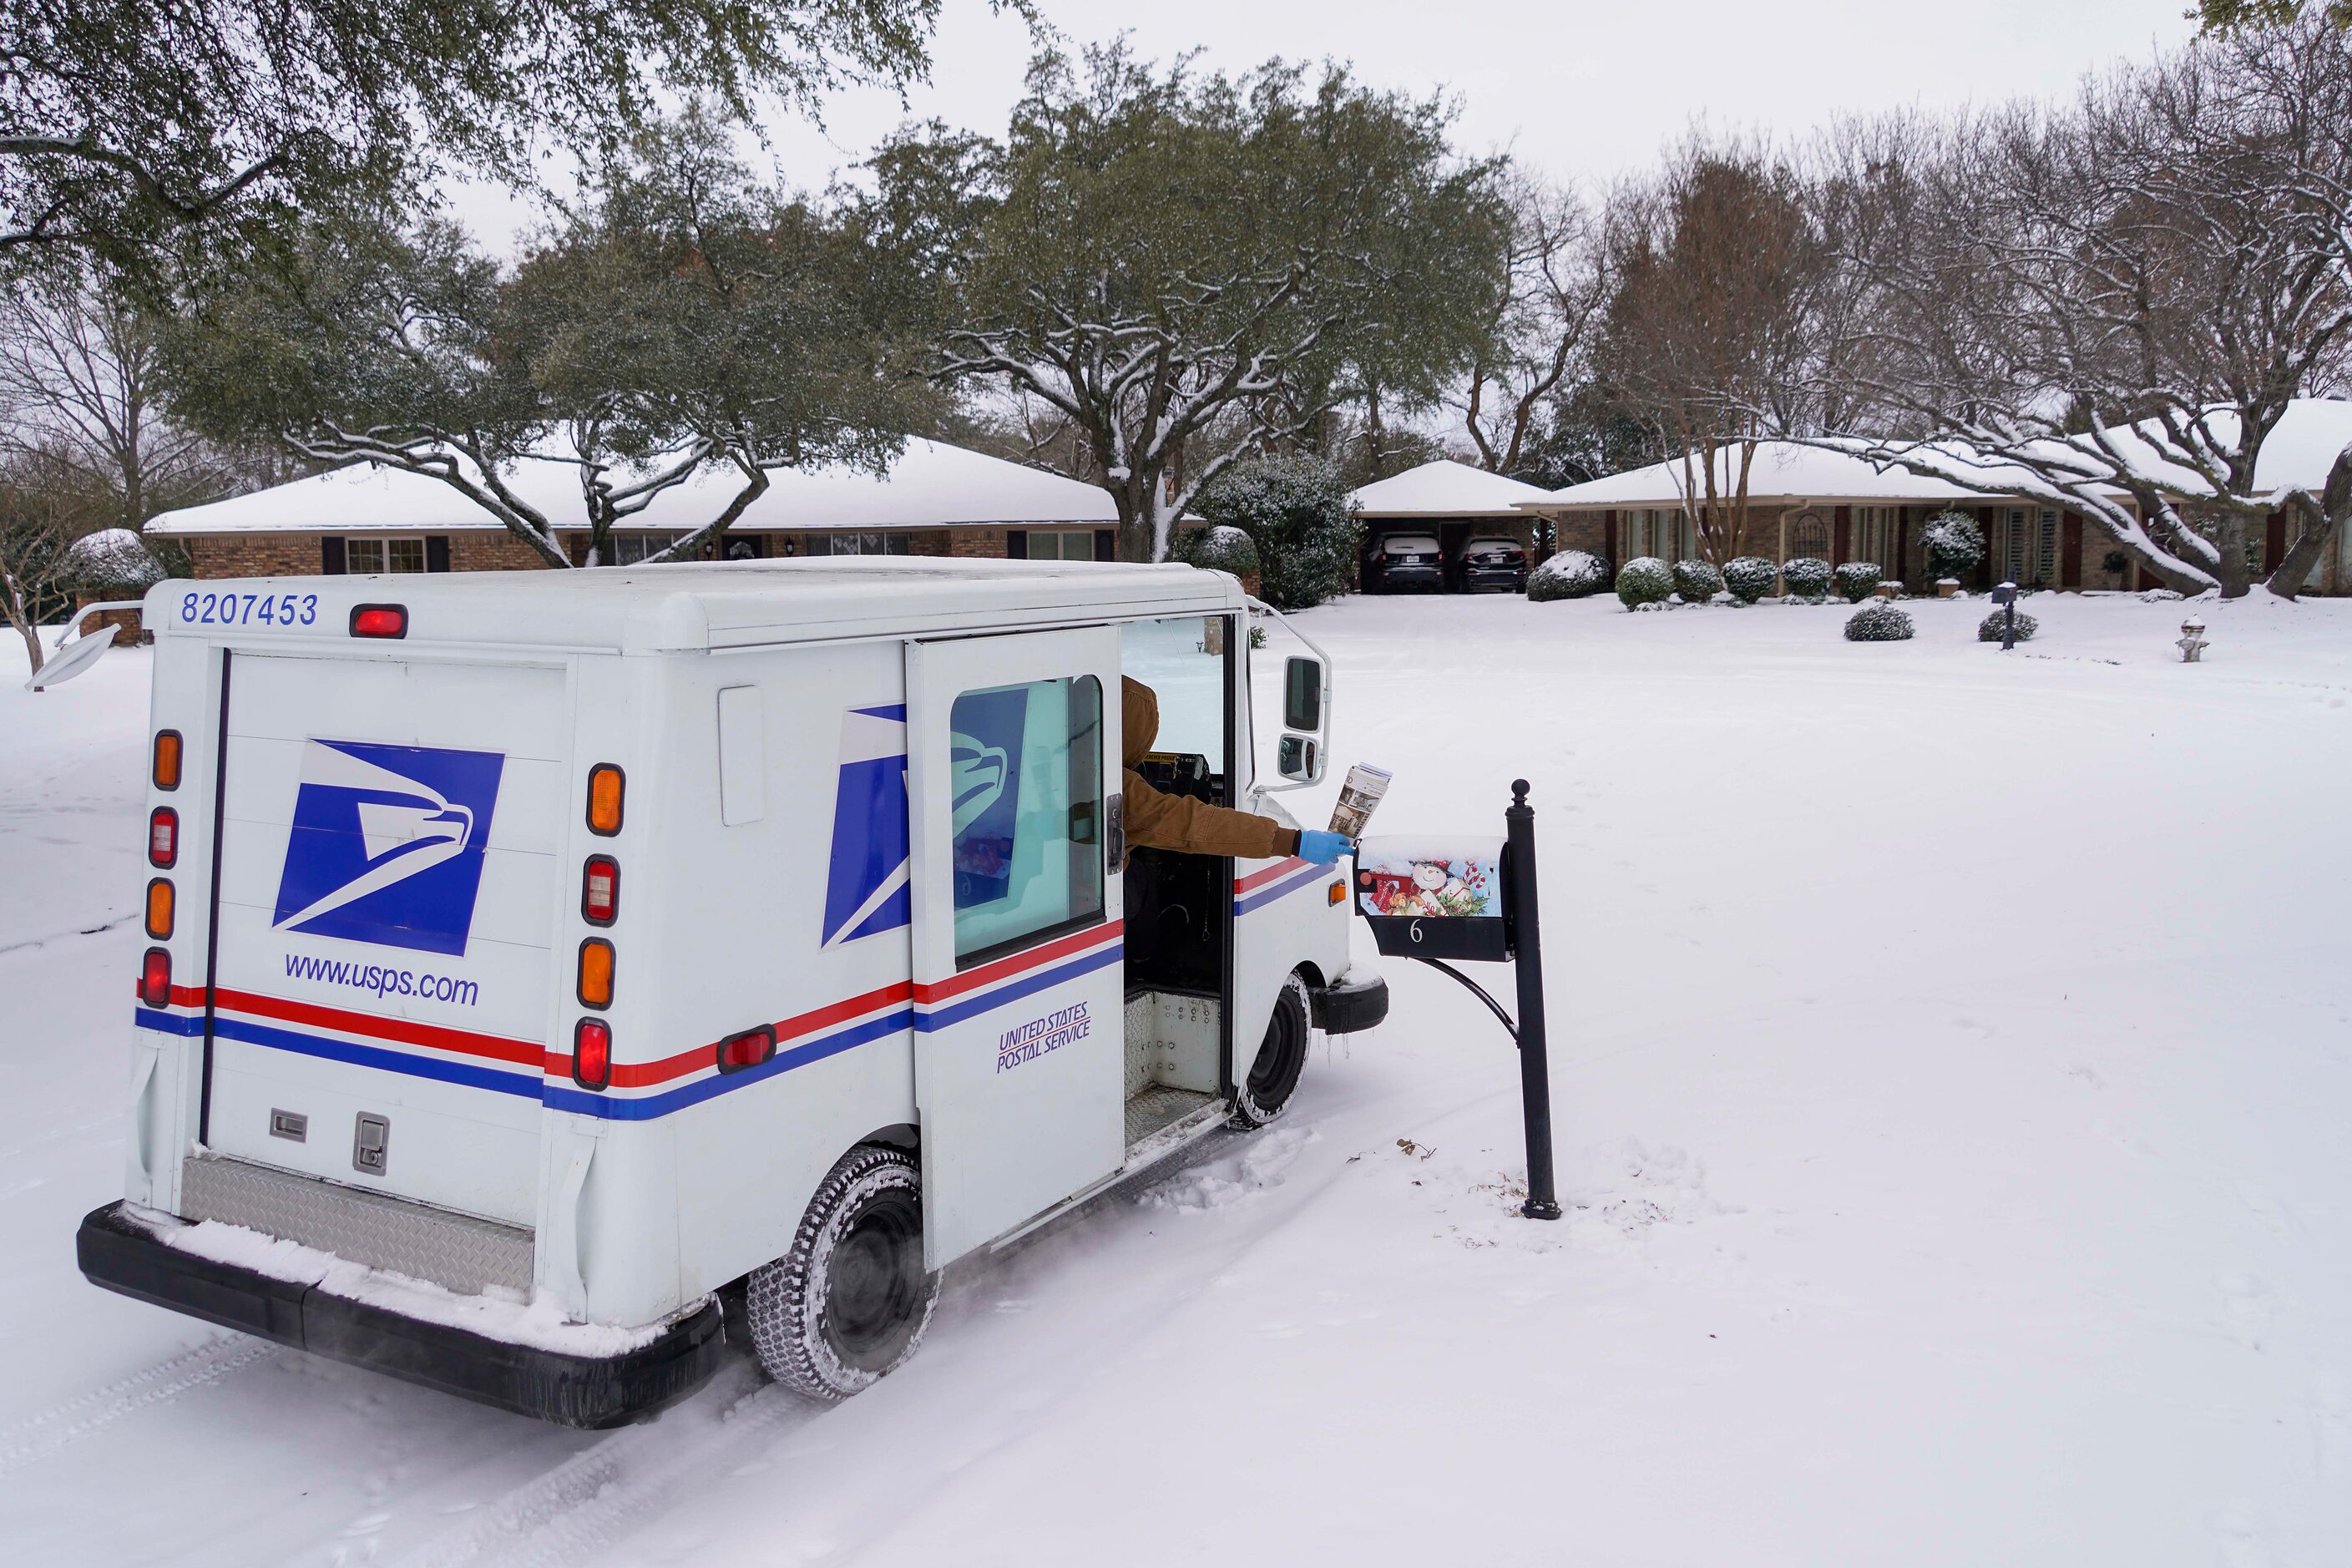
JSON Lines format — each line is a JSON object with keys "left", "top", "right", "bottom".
{"left": 1349, "top": 460, "right": 1560, "bottom": 590}
{"left": 144, "top": 439, "right": 1130, "bottom": 578}
{"left": 1522, "top": 402, "right": 2352, "bottom": 594}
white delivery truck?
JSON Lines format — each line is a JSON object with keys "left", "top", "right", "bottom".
{"left": 75, "top": 559, "right": 1386, "bottom": 1427}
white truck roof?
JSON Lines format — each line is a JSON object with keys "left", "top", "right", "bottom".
{"left": 146, "top": 559, "right": 1245, "bottom": 654}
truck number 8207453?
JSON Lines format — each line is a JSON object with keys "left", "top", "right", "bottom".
{"left": 181, "top": 592, "right": 319, "bottom": 627}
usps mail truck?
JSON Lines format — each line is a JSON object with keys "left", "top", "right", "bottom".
{"left": 75, "top": 559, "right": 1387, "bottom": 1427}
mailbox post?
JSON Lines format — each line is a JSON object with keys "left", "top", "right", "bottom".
{"left": 1352, "top": 782, "right": 1561, "bottom": 1221}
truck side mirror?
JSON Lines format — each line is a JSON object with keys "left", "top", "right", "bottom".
{"left": 1277, "top": 734, "right": 1319, "bottom": 782}
{"left": 1283, "top": 657, "right": 1323, "bottom": 731}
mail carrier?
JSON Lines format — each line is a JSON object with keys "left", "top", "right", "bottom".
{"left": 76, "top": 559, "right": 1388, "bottom": 1427}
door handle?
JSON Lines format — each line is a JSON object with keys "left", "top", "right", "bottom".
{"left": 1105, "top": 790, "right": 1125, "bottom": 873}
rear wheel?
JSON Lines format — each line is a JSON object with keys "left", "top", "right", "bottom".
{"left": 1232, "top": 974, "right": 1311, "bottom": 1128}
{"left": 746, "top": 1144, "right": 937, "bottom": 1402}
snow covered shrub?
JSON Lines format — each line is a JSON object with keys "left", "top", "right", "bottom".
{"left": 1671, "top": 558, "right": 1722, "bottom": 601}
{"left": 1833, "top": 561, "right": 1881, "bottom": 602}
{"left": 62, "top": 528, "right": 166, "bottom": 594}
{"left": 1527, "top": 549, "right": 1608, "bottom": 602}
{"left": 1781, "top": 557, "right": 1832, "bottom": 600}
{"left": 1843, "top": 602, "right": 1914, "bottom": 641}
{"left": 1615, "top": 556, "right": 1674, "bottom": 608}
{"left": 2139, "top": 587, "right": 2183, "bottom": 604}
{"left": 1194, "top": 456, "right": 1358, "bottom": 609}
{"left": 1921, "top": 511, "right": 1985, "bottom": 580}
{"left": 1722, "top": 556, "right": 1777, "bottom": 603}
{"left": 1175, "top": 524, "right": 1260, "bottom": 578}
{"left": 1977, "top": 609, "right": 2038, "bottom": 642}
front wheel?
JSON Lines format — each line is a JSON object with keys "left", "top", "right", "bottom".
{"left": 1232, "top": 974, "right": 1311, "bottom": 1128}
{"left": 746, "top": 1144, "right": 938, "bottom": 1402}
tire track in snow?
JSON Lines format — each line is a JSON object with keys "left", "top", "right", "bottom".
{"left": 0, "top": 1334, "right": 276, "bottom": 1479}
{"left": 392, "top": 1359, "right": 810, "bottom": 1568}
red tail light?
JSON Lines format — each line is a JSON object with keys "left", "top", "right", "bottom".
{"left": 573, "top": 1019, "right": 611, "bottom": 1090}
{"left": 149, "top": 807, "right": 179, "bottom": 868}
{"left": 139, "top": 948, "right": 171, "bottom": 1009}
{"left": 350, "top": 604, "right": 407, "bottom": 639}
{"left": 582, "top": 856, "right": 620, "bottom": 925}
{"left": 717, "top": 1026, "right": 776, "bottom": 1073}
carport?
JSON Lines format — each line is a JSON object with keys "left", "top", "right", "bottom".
{"left": 1349, "top": 461, "right": 1561, "bottom": 593}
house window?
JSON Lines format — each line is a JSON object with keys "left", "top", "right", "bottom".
{"left": 1854, "top": 507, "right": 1898, "bottom": 567}
{"left": 1788, "top": 512, "right": 1828, "bottom": 560}
{"left": 1025, "top": 529, "right": 1100, "bottom": 562}
{"left": 345, "top": 538, "right": 427, "bottom": 574}
{"left": 601, "top": 533, "right": 682, "bottom": 566}
{"left": 807, "top": 532, "right": 911, "bottom": 557}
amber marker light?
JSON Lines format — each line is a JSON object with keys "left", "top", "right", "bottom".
{"left": 144, "top": 878, "right": 175, "bottom": 939}
{"left": 577, "top": 938, "right": 615, "bottom": 1009}
{"left": 152, "top": 731, "right": 183, "bottom": 791}
{"left": 586, "top": 765, "right": 625, "bottom": 836}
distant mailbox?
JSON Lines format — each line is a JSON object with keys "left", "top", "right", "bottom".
{"left": 1354, "top": 836, "right": 1510, "bottom": 961}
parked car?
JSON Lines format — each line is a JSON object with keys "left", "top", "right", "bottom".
{"left": 1460, "top": 537, "right": 1530, "bottom": 593}
{"left": 1368, "top": 532, "right": 1444, "bottom": 593}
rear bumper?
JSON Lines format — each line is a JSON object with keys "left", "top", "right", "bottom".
{"left": 1378, "top": 569, "right": 1444, "bottom": 591}
{"left": 77, "top": 1201, "right": 723, "bottom": 1429}
{"left": 1310, "top": 971, "right": 1390, "bottom": 1033}
{"left": 1464, "top": 569, "right": 1526, "bottom": 591}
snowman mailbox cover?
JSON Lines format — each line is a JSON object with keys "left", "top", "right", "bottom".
{"left": 1354, "top": 837, "right": 1510, "bottom": 962}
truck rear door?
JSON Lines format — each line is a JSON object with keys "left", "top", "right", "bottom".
{"left": 199, "top": 650, "right": 568, "bottom": 1227}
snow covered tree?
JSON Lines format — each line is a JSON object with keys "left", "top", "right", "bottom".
{"left": 1452, "top": 173, "right": 1608, "bottom": 478}
{"left": 164, "top": 109, "right": 938, "bottom": 567}
{"left": 0, "top": 0, "right": 940, "bottom": 279}
{"left": 1193, "top": 455, "right": 1358, "bottom": 609}
{"left": 0, "top": 261, "right": 249, "bottom": 534}
{"left": 878, "top": 43, "right": 1506, "bottom": 561}
{"left": 1595, "top": 139, "right": 1828, "bottom": 569}
{"left": 1799, "top": 20, "right": 2352, "bottom": 598}
{"left": 1920, "top": 511, "right": 1985, "bottom": 581}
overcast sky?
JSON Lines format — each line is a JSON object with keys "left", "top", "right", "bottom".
{"left": 451, "top": 0, "right": 2198, "bottom": 244}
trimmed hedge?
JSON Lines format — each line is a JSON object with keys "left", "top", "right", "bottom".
{"left": 1834, "top": 561, "right": 1882, "bottom": 603}
{"left": 1978, "top": 609, "right": 2039, "bottom": 642}
{"left": 1844, "top": 602, "right": 1914, "bottom": 641}
{"left": 1671, "top": 558, "right": 1722, "bottom": 601}
{"left": 1921, "top": 511, "right": 1985, "bottom": 580}
{"left": 1781, "top": 557, "right": 1833, "bottom": 599}
{"left": 1528, "top": 549, "right": 1609, "bottom": 602}
{"left": 1176, "top": 524, "right": 1260, "bottom": 577}
{"left": 1616, "top": 556, "right": 1674, "bottom": 608}
{"left": 1722, "top": 556, "right": 1777, "bottom": 604}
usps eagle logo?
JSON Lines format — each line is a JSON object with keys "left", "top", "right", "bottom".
{"left": 271, "top": 740, "right": 505, "bottom": 957}
{"left": 822, "top": 706, "right": 913, "bottom": 948}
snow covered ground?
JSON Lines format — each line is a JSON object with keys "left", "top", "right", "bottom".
{"left": 2, "top": 589, "right": 2348, "bottom": 1566}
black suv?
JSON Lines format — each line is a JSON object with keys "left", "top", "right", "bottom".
{"left": 1460, "top": 536, "right": 1530, "bottom": 593}
{"left": 1369, "top": 532, "right": 1445, "bottom": 592}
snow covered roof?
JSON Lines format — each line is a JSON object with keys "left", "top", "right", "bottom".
{"left": 1532, "top": 401, "right": 2352, "bottom": 512}
{"left": 1350, "top": 459, "right": 1560, "bottom": 517}
{"left": 145, "top": 438, "right": 1120, "bottom": 536}
{"left": 1534, "top": 443, "right": 2006, "bottom": 509}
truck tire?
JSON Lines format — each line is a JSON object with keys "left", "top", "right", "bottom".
{"left": 1231, "top": 973, "right": 1311, "bottom": 1129}
{"left": 746, "top": 1143, "right": 937, "bottom": 1402}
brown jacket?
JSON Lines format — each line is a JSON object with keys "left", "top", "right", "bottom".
{"left": 1121, "top": 677, "right": 1301, "bottom": 860}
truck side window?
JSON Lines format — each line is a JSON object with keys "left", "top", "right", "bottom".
{"left": 949, "top": 675, "right": 1105, "bottom": 965}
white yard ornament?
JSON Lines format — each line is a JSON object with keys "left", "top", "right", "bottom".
{"left": 2177, "top": 617, "right": 2209, "bottom": 663}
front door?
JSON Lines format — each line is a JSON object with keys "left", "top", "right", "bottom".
{"left": 904, "top": 627, "right": 1125, "bottom": 1267}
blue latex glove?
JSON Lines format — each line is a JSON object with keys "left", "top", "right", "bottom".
{"left": 1297, "top": 830, "right": 1352, "bottom": 865}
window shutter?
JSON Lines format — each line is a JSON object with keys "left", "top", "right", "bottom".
{"left": 321, "top": 537, "right": 346, "bottom": 574}
{"left": 1094, "top": 528, "right": 1115, "bottom": 562}
{"left": 1832, "top": 506, "right": 1851, "bottom": 563}
{"left": 425, "top": 535, "right": 452, "bottom": 573}
{"left": 1005, "top": 529, "right": 1027, "bottom": 559}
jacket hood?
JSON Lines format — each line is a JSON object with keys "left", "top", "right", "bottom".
{"left": 1120, "top": 676, "right": 1157, "bottom": 769}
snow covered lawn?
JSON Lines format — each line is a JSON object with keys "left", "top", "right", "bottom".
{"left": 2, "top": 589, "right": 2348, "bottom": 1565}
